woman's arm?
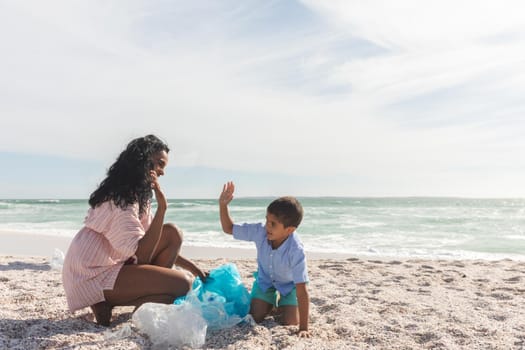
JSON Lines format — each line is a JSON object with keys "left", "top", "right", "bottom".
{"left": 175, "top": 255, "right": 207, "bottom": 281}
{"left": 135, "top": 171, "right": 168, "bottom": 264}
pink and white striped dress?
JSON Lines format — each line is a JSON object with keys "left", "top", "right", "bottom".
{"left": 62, "top": 201, "right": 152, "bottom": 312}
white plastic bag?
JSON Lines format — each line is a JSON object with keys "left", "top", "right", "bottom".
{"left": 50, "top": 248, "right": 64, "bottom": 271}
{"left": 104, "top": 324, "right": 132, "bottom": 341}
{"left": 132, "top": 302, "right": 207, "bottom": 348}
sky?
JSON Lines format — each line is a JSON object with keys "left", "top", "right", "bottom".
{"left": 1, "top": 0, "right": 525, "bottom": 199}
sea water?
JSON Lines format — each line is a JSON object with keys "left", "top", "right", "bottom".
{"left": 1, "top": 198, "right": 524, "bottom": 260}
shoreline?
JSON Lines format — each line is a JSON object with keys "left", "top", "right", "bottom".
{"left": 0, "top": 230, "right": 355, "bottom": 260}
{"left": 2, "top": 229, "right": 524, "bottom": 262}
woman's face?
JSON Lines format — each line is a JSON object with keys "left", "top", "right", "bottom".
{"left": 151, "top": 150, "right": 169, "bottom": 177}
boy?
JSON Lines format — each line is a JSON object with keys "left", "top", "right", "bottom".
{"left": 219, "top": 181, "right": 311, "bottom": 337}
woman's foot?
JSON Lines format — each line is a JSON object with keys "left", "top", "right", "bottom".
{"left": 90, "top": 301, "right": 113, "bottom": 326}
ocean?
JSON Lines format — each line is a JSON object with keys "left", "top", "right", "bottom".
{"left": 1, "top": 198, "right": 524, "bottom": 260}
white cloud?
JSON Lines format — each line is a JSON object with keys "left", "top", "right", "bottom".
{"left": 298, "top": 1, "right": 525, "bottom": 187}
{"left": 1, "top": 0, "right": 525, "bottom": 196}
{"left": 301, "top": 0, "right": 525, "bottom": 49}
{"left": 300, "top": 1, "right": 525, "bottom": 110}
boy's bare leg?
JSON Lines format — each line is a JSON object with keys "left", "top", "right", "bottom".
{"left": 279, "top": 305, "right": 299, "bottom": 326}
{"left": 250, "top": 298, "right": 273, "bottom": 323}
{"left": 277, "top": 305, "right": 299, "bottom": 325}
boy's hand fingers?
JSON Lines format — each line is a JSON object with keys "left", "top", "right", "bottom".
{"left": 220, "top": 182, "right": 235, "bottom": 203}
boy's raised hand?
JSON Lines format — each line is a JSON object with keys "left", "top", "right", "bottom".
{"left": 219, "top": 181, "right": 235, "bottom": 206}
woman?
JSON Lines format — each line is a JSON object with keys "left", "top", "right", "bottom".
{"left": 62, "top": 135, "right": 205, "bottom": 326}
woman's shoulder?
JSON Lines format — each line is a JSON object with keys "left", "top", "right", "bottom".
{"left": 85, "top": 200, "right": 144, "bottom": 232}
{"left": 86, "top": 201, "right": 140, "bottom": 221}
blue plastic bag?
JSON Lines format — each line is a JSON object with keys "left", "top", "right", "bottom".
{"left": 174, "top": 263, "right": 251, "bottom": 330}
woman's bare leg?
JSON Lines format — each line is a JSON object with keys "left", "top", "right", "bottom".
{"left": 96, "top": 264, "right": 192, "bottom": 326}
{"left": 90, "top": 223, "right": 189, "bottom": 326}
{"left": 90, "top": 301, "right": 113, "bottom": 326}
{"left": 105, "top": 264, "right": 191, "bottom": 305}
{"left": 150, "top": 223, "right": 183, "bottom": 268}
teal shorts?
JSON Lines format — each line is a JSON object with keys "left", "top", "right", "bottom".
{"left": 251, "top": 276, "right": 298, "bottom": 307}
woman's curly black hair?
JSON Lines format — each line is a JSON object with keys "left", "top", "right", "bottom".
{"left": 89, "top": 135, "right": 169, "bottom": 216}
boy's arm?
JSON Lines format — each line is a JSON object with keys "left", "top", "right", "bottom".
{"left": 296, "top": 282, "right": 311, "bottom": 337}
{"left": 219, "top": 182, "right": 235, "bottom": 234}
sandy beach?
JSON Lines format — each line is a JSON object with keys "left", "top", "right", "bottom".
{"left": 1, "top": 231, "right": 524, "bottom": 349}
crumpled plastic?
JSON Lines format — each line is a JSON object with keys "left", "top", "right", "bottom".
{"left": 174, "top": 263, "right": 251, "bottom": 330}
{"left": 132, "top": 263, "right": 251, "bottom": 349}
{"left": 133, "top": 302, "right": 207, "bottom": 349}
{"left": 103, "top": 324, "right": 133, "bottom": 341}
{"left": 50, "top": 248, "right": 64, "bottom": 271}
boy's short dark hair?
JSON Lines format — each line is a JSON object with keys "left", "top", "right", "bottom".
{"left": 267, "top": 196, "right": 303, "bottom": 228}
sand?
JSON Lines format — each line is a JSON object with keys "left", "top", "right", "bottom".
{"left": 1, "top": 232, "right": 524, "bottom": 349}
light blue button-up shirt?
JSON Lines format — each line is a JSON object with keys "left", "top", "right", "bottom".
{"left": 233, "top": 223, "right": 309, "bottom": 296}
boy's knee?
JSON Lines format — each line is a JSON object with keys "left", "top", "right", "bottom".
{"left": 279, "top": 306, "right": 299, "bottom": 325}
{"left": 249, "top": 301, "right": 273, "bottom": 323}
{"left": 250, "top": 311, "right": 266, "bottom": 323}
{"left": 281, "top": 316, "right": 299, "bottom": 326}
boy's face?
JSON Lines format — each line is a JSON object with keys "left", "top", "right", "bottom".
{"left": 265, "top": 212, "right": 295, "bottom": 246}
